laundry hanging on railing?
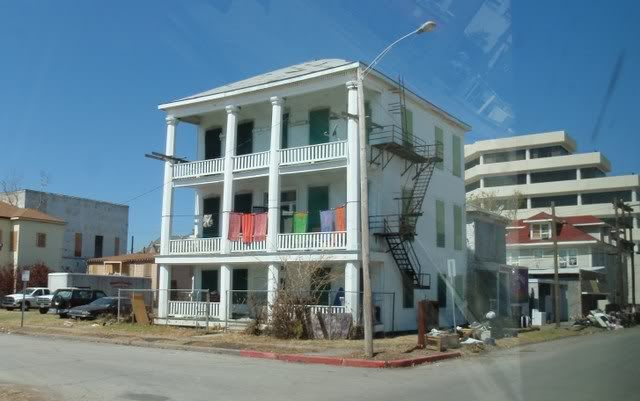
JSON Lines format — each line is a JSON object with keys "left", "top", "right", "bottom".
{"left": 335, "top": 205, "right": 346, "bottom": 231}
{"left": 241, "top": 213, "right": 255, "bottom": 244}
{"left": 228, "top": 212, "right": 242, "bottom": 241}
{"left": 320, "top": 209, "right": 335, "bottom": 232}
{"left": 253, "top": 212, "right": 268, "bottom": 241}
{"left": 202, "top": 214, "right": 213, "bottom": 228}
{"left": 293, "top": 211, "right": 308, "bottom": 233}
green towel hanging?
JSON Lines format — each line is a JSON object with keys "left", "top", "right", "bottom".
{"left": 293, "top": 212, "right": 308, "bottom": 233}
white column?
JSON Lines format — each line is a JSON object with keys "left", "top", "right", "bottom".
{"left": 158, "top": 116, "right": 177, "bottom": 319}
{"left": 158, "top": 265, "right": 171, "bottom": 318}
{"left": 267, "top": 263, "right": 280, "bottom": 320}
{"left": 220, "top": 106, "right": 239, "bottom": 253}
{"left": 526, "top": 173, "right": 531, "bottom": 185}
{"left": 219, "top": 265, "right": 232, "bottom": 321}
{"left": 345, "top": 261, "right": 360, "bottom": 323}
{"left": 577, "top": 193, "right": 583, "bottom": 205}
{"left": 527, "top": 197, "right": 532, "bottom": 209}
{"left": 194, "top": 189, "right": 203, "bottom": 237}
{"left": 346, "top": 81, "right": 361, "bottom": 251}
{"left": 576, "top": 168, "right": 582, "bottom": 180}
{"left": 479, "top": 154, "right": 485, "bottom": 165}
{"left": 480, "top": 178, "right": 485, "bottom": 189}
{"left": 525, "top": 149, "right": 531, "bottom": 160}
{"left": 267, "top": 97, "right": 283, "bottom": 252}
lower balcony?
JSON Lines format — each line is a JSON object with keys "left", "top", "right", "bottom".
{"left": 167, "top": 231, "right": 347, "bottom": 255}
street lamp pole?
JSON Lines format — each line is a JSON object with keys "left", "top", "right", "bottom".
{"left": 357, "top": 20, "right": 436, "bottom": 358}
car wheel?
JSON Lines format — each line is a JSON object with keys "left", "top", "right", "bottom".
{"left": 39, "top": 308, "right": 49, "bottom": 314}
{"left": 23, "top": 301, "right": 30, "bottom": 311}
{"left": 59, "top": 313, "right": 68, "bottom": 319}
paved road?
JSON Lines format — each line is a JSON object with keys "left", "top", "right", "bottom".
{"left": 1, "top": 328, "right": 638, "bottom": 401}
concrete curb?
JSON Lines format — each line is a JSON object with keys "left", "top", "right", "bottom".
{"left": 239, "top": 349, "right": 462, "bottom": 368}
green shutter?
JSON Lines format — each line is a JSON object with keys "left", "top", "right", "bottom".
{"left": 436, "top": 200, "right": 445, "bottom": 248}
{"left": 452, "top": 134, "right": 461, "bottom": 177}
{"left": 402, "top": 107, "right": 413, "bottom": 147}
{"left": 309, "top": 108, "right": 330, "bottom": 145}
{"left": 454, "top": 204, "right": 463, "bottom": 250}
{"left": 435, "top": 126, "right": 444, "bottom": 170}
{"left": 307, "top": 186, "right": 329, "bottom": 232}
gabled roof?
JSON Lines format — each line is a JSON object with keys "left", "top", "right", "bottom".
{"left": 178, "top": 59, "right": 353, "bottom": 102}
{"left": 507, "top": 213, "right": 605, "bottom": 245}
{"left": 0, "top": 201, "right": 65, "bottom": 224}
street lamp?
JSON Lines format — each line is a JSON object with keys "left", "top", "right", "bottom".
{"left": 357, "top": 20, "right": 437, "bottom": 358}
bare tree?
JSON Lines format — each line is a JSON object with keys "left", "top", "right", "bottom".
{"left": 467, "top": 190, "right": 525, "bottom": 223}
{"left": 0, "top": 171, "right": 22, "bottom": 206}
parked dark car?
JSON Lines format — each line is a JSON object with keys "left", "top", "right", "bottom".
{"left": 68, "top": 297, "right": 131, "bottom": 320}
{"left": 50, "top": 288, "right": 107, "bottom": 318}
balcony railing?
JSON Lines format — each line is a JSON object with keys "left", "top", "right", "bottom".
{"left": 173, "top": 158, "right": 224, "bottom": 179}
{"left": 168, "top": 300, "right": 220, "bottom": 318}
{"left": 169, "top": 237, "right": 221, "bottom": 254}
{"left": 233, "top": 151, "right": 270, "bottom": 172}
{"left": 277, "top": 231, "right": 347, "bottom": 251}
{"left": 279, "top": 141, "right": 347, "bottom": 166}
{"left": 230, "top": 236, "right": 267, "bottom": 252}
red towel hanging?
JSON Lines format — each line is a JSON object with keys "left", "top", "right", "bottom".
{"left": 242, "top": 213, "right": 255, "bottom": 244}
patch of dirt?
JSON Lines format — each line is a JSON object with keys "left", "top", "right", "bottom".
{"left": 0, "top": 384, "right": 52, "bottom": 401}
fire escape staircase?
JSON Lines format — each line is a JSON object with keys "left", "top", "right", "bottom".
{"left": 368, "top": 78, "right": 442, "bottom": 289}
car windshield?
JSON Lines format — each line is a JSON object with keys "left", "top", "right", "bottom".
{"left": 55, "top": 290, "right": 72, "bottom": 300}
{"left": 25, "top": 288, "right": 38, "bottom": 295}
{"left": 90, "top": 298, "right": 115, "bottom": 307}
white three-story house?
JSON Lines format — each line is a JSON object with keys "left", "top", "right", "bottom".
{"left": 155, "top": 59, "right": 469, "bottom": 331}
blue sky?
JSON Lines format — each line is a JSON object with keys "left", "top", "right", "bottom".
{"left": 1, "top": 0, "right": 638, "bottom": 249}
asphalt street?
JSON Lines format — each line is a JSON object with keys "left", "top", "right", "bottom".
{"left": 1, "top": 327, "right": 638, "bottom": 401}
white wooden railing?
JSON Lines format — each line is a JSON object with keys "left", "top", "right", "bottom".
{"left": 307, "top": 305, "right": 347, "bottom": 315}
{"left": 277, "top": 231, "right": 347, "bottom": 251}
{"left": 168, "top": 301, "right": 220, "bottom": 318}
{"left": 169, "top": 237, "right": 221, "bottom": 254}
{"left": 173, "top": 158, "right": 224, "bottom": 179}
{"left": 230, "top": 236, "right": 267, "bottom": 252}
{"left": 233, "top": 151, "right": 270, "bottom": 172}
{"left": 279, "top": 141, "right": 347, "bottom": 166}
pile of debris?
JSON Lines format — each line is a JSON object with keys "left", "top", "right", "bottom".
{"left": 573, "top": 310, "right": 624, "bottom": 330}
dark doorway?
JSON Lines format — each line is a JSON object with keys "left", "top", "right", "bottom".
{"left": 236, "top": 121, "right": 253, "bottom": 155}
{"left": 205, "top": 128, "right": 222, "bottom": 159}
{"left": 307, "top": 186, "right": 329, "bottom": 232}
{"left": 203, "top": 197, "right": 220, "bottom": 238}
{"left": 94, "top": 235, "right": 103, "bottom": 258}
{"left": 201, "top": 270, "right": 219, "bottom": 295}
{"left": 234, "top": 193, "right": 253, "bottom": 213}
{"left": 309, "top": 108, "right": 330, "bottom": 145}
{"left": 232, "top": 269, "right": 248, "bottom": 304}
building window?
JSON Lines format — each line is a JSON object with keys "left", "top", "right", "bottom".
{"left": 580, "top": 167, "right": 606, "bottom": 179}
{"left": 465, "top": 158, "right": 480, "bottom": 170}
{"left": 74, "top": 233, "right": 82, "bottom": 257}
{"left": 559, "top": 249, "right": 578, "bottom": 267}
{"left": 465, "top": 181, "right": 480, "bottom": 192}
{"left": 452, "top": 135, "right": 462, "bottom": 177}
{"left": 94, "top": 235, "right": 103, "bottom": 258}
{"left": 453, "top": 204, "right": 463, "bottom": 250}
{"left": 483, "top": 149, "right": 526, "bottom": 164}
{"left": 529, "top": 146, "right": 569, "bottom": 159}
{"left": 484, "top": 174, "right": 527, "bottom": 187}
{"left": 582, "top": 191, "right": 632, "bottom": 205}
{"left": 531, "top": 223, "right": 551, "bottom": 240}
{"left": 530, "top": 169, "right": 577, "bottom": 183}
{"left": 402, "top": 278, "right": 414, "bottom": 308}
{"left": 533, "top": 249, "right": 545, "bottom": 259}
{"left": 114, "top": 237, "right": 120, "bottom": 256}
{"left": 36, "top": 233, "right": 46, "bottom": 248}
{"left": 435, "top": 126, "right": 444, "bottom": 170}
{"left": 437, "top": 274, "right": 447, "bottom": 308}
{"left": 436, "top": 200, "right": 445, "bottom": 248}
{"left": 10, "top": 230, "right": 17, "bottom": 251}
{"left": 530, "top": 195, "right": 577, "bottom": 208}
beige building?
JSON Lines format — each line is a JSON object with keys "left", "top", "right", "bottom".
{"left": 0, "top": 201, "right": 65, "bottom": 271}
{"left": 87, "top": 252, "right": 159, "bottom": 290}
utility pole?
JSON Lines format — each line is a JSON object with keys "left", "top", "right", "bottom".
{"left": 551, "top": 202, "right": 560, "bottom": 328}
{"left": 613, "top": 198, "right": 635, "bottom": 310}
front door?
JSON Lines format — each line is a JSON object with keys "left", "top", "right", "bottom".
{"left": 234, "top": 193, "right": 253, "bottom": 213}
{"left": 307, "top": 186, "right": 329, "bottom": 232}
{"left": 309, "top": 108, "right": 330, "bottom": 145}
{"left": 201, "top": 270, "right": 219, "bottom": 300}
{"left": 236, "top": 121, "right": 253, "bottom": 155}
{"left": 205, "top": 128, "right": 222, "bottom": 159}
{"left": 203, "top": 197, "right": 220, "bottom": 238}
{"left": 232, "top": 269, "right": 248, "bottom": 304}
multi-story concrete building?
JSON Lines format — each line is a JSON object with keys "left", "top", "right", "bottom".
{"left": 464, "top": 131, "right": 639, "bottom": 304}
{"left": 0, "top": 201, "right": 65, "bottom": 272}
{"left": 0, "top": 190, "right": 129, "bottom": 272}
{"left": 155, "top": 59, "right": 470, "bottom": 331}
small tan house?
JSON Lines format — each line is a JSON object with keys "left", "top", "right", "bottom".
{"left": 87, "top": 252, "right": 159, "bottom": 290}
{"left": 0, "top": 201, "right": 65, "bottom": 270}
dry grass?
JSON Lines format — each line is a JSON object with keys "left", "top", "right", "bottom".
{"left": 496, "top": 325, "right": 602, "bottom": 348}
{"left": 0, "top": 384, "right": 51, "bottom": 401}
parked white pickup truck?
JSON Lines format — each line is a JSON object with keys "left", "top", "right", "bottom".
{"left": 1, "top": 287, "right": 51, "bottom": 311}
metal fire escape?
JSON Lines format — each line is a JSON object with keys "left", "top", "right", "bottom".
{"left": 368, "top": 78, "right": 442, "bottom": 289}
